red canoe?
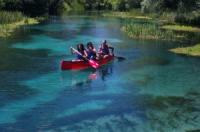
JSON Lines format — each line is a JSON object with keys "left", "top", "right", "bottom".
{"left": 61, "top": 55, "right": 114, "bottom": 70}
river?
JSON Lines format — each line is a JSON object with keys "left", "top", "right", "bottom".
{"left": 0, "top": 15, "right": 200, "bottom": 132}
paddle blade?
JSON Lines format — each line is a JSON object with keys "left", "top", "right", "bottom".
{"left": 89, "top": 60, "right": 99, "bottom": 69}
{"left": 115, "top": 56, "right": 126, "bottom": 61}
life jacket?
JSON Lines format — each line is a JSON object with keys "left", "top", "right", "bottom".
{"left": 101, "top": 45, "right": 110, "bottom": 55}
{"left": 87, "top": 49, "right": 96, "bottom": 59}
{"left": 77, "top": 50, "right": 85, "bottom": 60}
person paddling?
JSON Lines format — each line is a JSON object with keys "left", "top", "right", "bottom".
{"left": 72, "top": 43, "right": 88, "bottom": 61}
{"left": 86, "top": 42, "right": 97, "bottom": 60}
{"left": 98, "top": 40, "right": 114, "bottom": 58}
{"left": 71, "top": 44, "right": 99, "bottom": 69}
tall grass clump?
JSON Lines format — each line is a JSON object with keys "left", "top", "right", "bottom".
{"left": 121, "top": 23, "right": 176, "bottom": 40}
{"left": 103, "top": 11, "right": 152, "bottom": 20}
{"left": 0, "top": 11, "right": 24, "bottom": 24}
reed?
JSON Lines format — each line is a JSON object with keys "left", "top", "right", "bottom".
{"left": 103, "top": 11, "right": 152, "bottom": 20}
{"left": 161, "top": 25, "right": 200, "bottom": 32}
{"left": 0, "top": 12, "right": 40, "bottom": 38}
{"left": 0, "top": 11, "right": 24, "bottom": 24}
{"left": 121, "top": 23, "right": 176, "bottom": 40}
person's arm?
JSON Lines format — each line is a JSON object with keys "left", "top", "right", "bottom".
{"left": 84, "top": 50, "right": 88, "bottom": 57}
{"left": 71, "top": 48, "right": 75, "bottom": 54}
{"left": 98, "top": 47, "right": 102, "bottom": 54}
{"left": 92, "top": 48, "right": 97, "bottom": 54}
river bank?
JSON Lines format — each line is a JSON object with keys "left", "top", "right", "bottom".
{"left": 0, "top": 18, "right": 42, "bottom": 38}
{"left": 103, "top": 11, "right": 200, "bottom": 57}
{"left": 0, "top": 11, "right": 45, "bottom": 38}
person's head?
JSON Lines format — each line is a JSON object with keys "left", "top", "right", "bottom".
{"left": 103, "top": 40, "right": 107, "bottom": 44}
{"left": 77, "top": 43, "right": 85, "bottom": 51}
{"left": 87, "top": 42, "right": 94, "bottom": 50}
{"left": 102, "top": 40, "right": 108, "bottom": 49}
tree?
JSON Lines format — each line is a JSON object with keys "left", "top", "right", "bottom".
{"left": 22, "top": 0, "right": 50, "bottom": 16}
{"left": 0, "top": 0, "right": 5, "bottom": 9}
{"left": 2, "top": 0, "right": 22, "bottom": 11}
{"left": 141, "top": 0, "right": 151, "bottom": 13}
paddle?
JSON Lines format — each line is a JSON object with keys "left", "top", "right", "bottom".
{"left": 71, "top": 47, "right": 99, "bottom": 69}
{"left": 114, "top": 56, "right": 126, "bottom": 61}
{"left": 107, "top": 46, "right": 125, "bottom": 61}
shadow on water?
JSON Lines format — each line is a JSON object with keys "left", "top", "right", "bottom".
{"left": 98, "top": 63, "right": 113, "bottom": 81}
{"left": 0, "top": 62, "right": 143, "bottom": 132}
{"left": 0, "top": 41, "right": 57, "bottom": 108}
{"left": 135, "top": 56, "right": 171, "bottom": 66}
{"left": 0, "top": 81, "right": 38, "bottom": 107}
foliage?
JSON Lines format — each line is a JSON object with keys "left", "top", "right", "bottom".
{"left": 175, "top": 11, "right": 200, "bottom": 26}
{"left": 70, "top": 0, "right": 85, "bottom": 11}
{"left": 1, "top": 0, "right": 22, "bottom": 11}
{"left": 0, "top": 0, "right": 5, "bottom": 9}
{"left": 140, "top": 0, "right": 200, "bottom": 26}
{"left": 0, "top": 16, "right": 39, "bottom": 38}
{"left": 140, "top": 0, "right": 200, "bottom": 13}
{"left": 121, "top": 22, "right": 177, "bottom": 40}
{"left": 0, "top": 0, "right": 199, "bottom": 17}
{"left": 22, "top": 0, "right": 50, "bottom": 16}
{"left": 0, "top": 11, "right": 23, "bottom": 24}
{"left": 170, "top": 43, "right": 200, "bottom": 57}
{"left": 103, "top": 11, "right": 152, "bottom": 20}
{"left": 56, "top": 0, "right": 71, "bottom": 15}
{"left": 162, "top": 25, "right": 200, "bottom": 32}
{"left": 141, "top": 0, "right": 152, "bottom": 13}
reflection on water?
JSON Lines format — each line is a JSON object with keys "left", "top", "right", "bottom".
{"left": 99, "top": 64, "right": 113, "bottom": 81}
{"left": 60, "top": 63, "right": 114, "bottom": 88}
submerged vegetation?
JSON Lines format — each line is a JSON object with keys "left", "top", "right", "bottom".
{"left": 142, "top": 92, "right": 200, "bottom": 131}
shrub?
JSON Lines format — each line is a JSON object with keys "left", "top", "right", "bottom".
{"left": 175, "top": 12, "right": 200, "bottom": 26}
{"left": 121, "top": 22, "right": 176, "bottom": 40}
{"left": 0, "top": 11, "right": 24, "bottom": 24}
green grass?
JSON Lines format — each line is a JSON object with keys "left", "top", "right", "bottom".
{"left": 0, "top": 11, "right": 24, "bottom": 24}
{"left": 161, "top": 25, "right": 200, "bottom": 32}
{"left": 103, "top": 11, "right": 152, "bottom": 20}
{"left": 0, "top": 11, "right": 45, "bottom": 38}
{"left": 0, "top": 17, "right": 40, "bottom": 38}
{"left": 170, "top": 43, "right": 200, "bottom": 57}
{"left": 121, "top": 23, "right": 178, "bottom": 40}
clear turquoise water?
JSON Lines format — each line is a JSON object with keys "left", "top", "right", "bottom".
{"left": 0, "top": 15, "right": 200, "bottom": 132}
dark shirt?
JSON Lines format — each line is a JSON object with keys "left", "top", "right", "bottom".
{"left": 87, "top": 50, "right": 96, "bottom": 59}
